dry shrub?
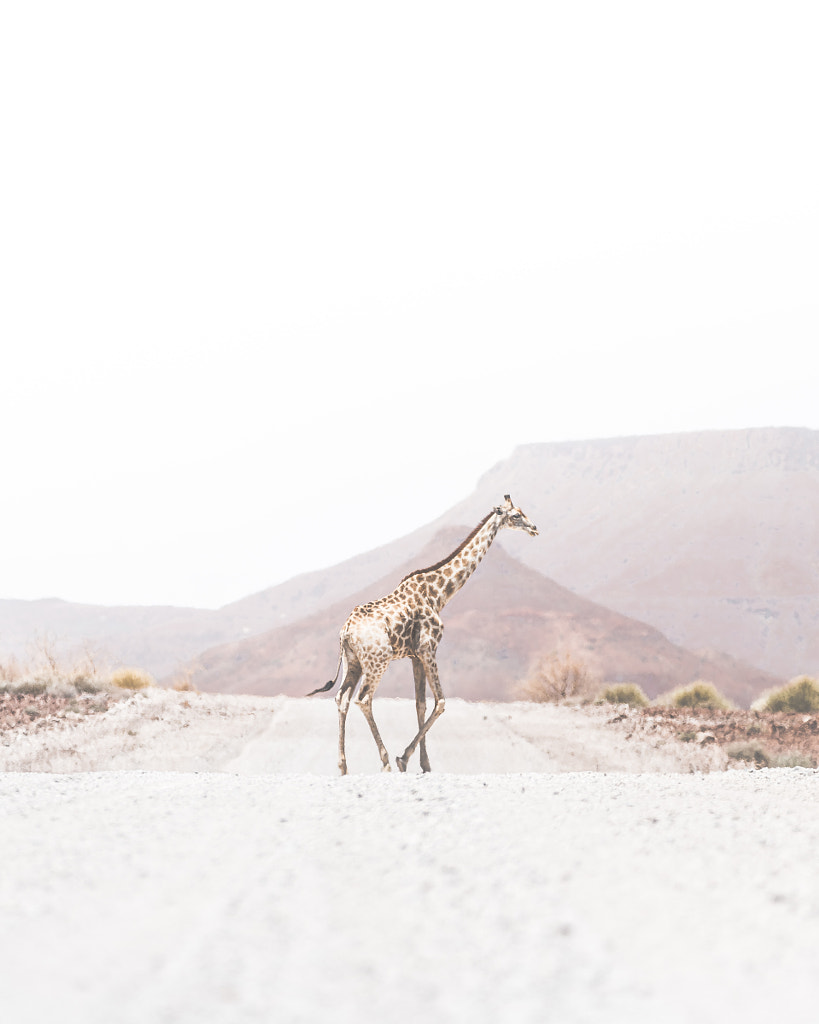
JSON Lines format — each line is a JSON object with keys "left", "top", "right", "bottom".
{"left": 1, "top": 655, "right": 23, "bottom": 684}
{"left": 109, "top": 667, "right": 154, "bottom": 691}
{"left": 659, "top": 681, "right": 732, "bottom": 711}
{"left": 755, "top": 676, "right": 819, "bottom": 714}
{"left": 726, "top": 743, "right": 813, "bottom": 769}
{"left": 3, "top": 636, "right": 157, "bottom": 702}
{"left": 598, "top": 683, "right": 649, "bottom": 708}
{"left": 1, "top": 636, "right": 108, "bottom": 696}
{"left": 519, "top": 650, "right": 599, "bottom": 704}
{"left": 170, "top": 665, "right": 198, "bottom": 692}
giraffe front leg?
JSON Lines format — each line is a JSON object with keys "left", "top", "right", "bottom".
{"left": 397, "top": 651, "right": 445, "bottom": 772}
{"left": 411, "top": 657, "right": 431, "bottom": 773}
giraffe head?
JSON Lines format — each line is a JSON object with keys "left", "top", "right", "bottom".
{"left": 495, "top": 494, "right": 538, "bottom": 536}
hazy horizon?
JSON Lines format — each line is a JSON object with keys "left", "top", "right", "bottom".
{"left": 3, "top": 2, "right": 817, "bottom": 607}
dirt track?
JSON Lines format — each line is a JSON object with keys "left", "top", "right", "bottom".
{"left": 0, "top": 690, "right": 727, "bottom": 774}
{"left": 2, "top": 692, "right": 818, "bottom": 1024}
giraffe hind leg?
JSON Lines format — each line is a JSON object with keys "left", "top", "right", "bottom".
{"left": 355, "top": 662, "right": 391, "bottom": 772}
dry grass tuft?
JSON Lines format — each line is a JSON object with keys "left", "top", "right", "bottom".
{"left": 109, "top": 667, "right": 154, "bottom": 691}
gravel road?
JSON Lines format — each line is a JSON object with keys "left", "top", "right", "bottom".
{"left": 0, "top": 691, "right": 726, "bottom": 774}
{"left": 1, "top": 694, "right": 818, "bottom": 1023}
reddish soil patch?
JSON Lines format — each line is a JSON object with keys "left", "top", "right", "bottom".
{"left": 0, "top": 691, "right": 119, "bottom": 735}
{"left": 608, "top": 705, "right": 819, "bottom": 766}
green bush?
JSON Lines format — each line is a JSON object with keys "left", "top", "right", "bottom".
{"left": 726, "top": 743, "right": 813, "bottom": 769}
{"left": 727, "top": 743, "right": 771, "bottom": 767}
{"left": 663, "top": 681, "right": 732, "bottom": 711}
{"left": 759, "top": 676, "right": 819, "bottom": 714}
{"left": 109, "top": 668, "right": 154, "bottom": 691}
{"left": 3, "top": 680, "right": 48, "bottom": 696}
{"left": 74, "top": 676, "right": 106, "bottom": 694}
{"left": 598, "top": 683, "right": 649, "bottom": 708}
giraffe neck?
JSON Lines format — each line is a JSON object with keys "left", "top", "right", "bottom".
{"left": 418, "top": 512, "right": 503, "bottom": 611}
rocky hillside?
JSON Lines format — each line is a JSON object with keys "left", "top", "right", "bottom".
{"left": 457, "top": 427, "right": 819, "bottom": 679}
{"left": 187, "top": 527, "right": 779, "bottom": 706}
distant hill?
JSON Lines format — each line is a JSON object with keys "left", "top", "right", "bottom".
{"left": 186, "top": 527, "right": 779, "bottom": 707}
{"left": 0, "top": 599, "right": 221, "bottom": 679}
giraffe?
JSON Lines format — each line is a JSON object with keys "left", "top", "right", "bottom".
{"left": 307, "top": 495, "right": 538, "bottom": 774}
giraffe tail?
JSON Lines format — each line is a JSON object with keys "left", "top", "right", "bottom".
{"left": 306, "top": 647, "right": 343, "bottom": 697}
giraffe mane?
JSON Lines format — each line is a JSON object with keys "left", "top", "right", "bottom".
{"left": 401, "top": 511, "right": 495, "bottom": 582}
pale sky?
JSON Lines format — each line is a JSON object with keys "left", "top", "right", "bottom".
{"left": 1, "top": 1, "right": 817, "bottom": 608}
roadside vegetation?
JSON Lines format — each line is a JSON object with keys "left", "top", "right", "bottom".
{"left": 656, "top": 680, "right": 734, "bottom": 711}
{"left": 4, "top": 637, "right": 818, "bottom": 770}
{"left": 520, "top": 653, "right": 819, "bottom": 769}
{"left": 597, "top": 683, "right": 649, "bottom": 708}
{"left": 725, "top": 742, "right": 813, "bottom": 769}
{"left": 0, "top": 637, "right": 155, "bottom": 734}
{"left": 109, "top": 667, "right": 154, "bottom": 691}
{"left": 753, "top": 675, "right": 819, "bottom": 714}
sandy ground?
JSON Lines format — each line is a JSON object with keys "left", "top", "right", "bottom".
{"left": 2, "top": 692, "right": 819, "bottom": 1023}
{"left": 0, "top": 690, "right": 729, "bottom": 774}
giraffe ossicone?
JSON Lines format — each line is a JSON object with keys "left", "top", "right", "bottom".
{"left": 307, "top": 494, "right": 538, "bottom": 775}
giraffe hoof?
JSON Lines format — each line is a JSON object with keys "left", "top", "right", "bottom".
{"left": 381, "top": 763, "right": 392, "bottom": 772}
{"left": 395, "top": 755, "right": 408, "bottom": 773}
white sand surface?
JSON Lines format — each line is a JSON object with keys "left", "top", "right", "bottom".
{"left": 1, "top": 693, "right": 818, "bottom": 1023}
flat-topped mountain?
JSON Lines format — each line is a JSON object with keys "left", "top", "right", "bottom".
{"left": 460, "top": 427, "right": 819, "bottom": 678}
